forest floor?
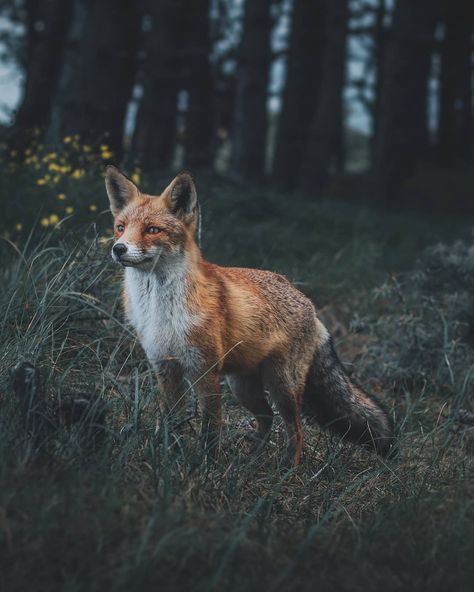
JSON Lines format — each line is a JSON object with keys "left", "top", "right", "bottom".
{"left": 0, "top": 166, "right": 473, "bottom": 591}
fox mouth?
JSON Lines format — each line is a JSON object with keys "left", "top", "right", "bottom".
{"left": 117, "top": 257, "right": 154, "bottom": 267}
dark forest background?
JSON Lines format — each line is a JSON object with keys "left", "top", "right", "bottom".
{"left": 0, "top": 0, "right": 472, "bottom": 209}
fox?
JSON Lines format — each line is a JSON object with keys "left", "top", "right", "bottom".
{"left": 105, "top": 166, "right": 396, "bottom": 464}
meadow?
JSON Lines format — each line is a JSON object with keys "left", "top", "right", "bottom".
{"left": 0, "top": 143, "right": 473, "bottom": 591}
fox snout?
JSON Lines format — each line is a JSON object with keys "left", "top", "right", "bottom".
{"left": 112, "top": 243, "right": 127, "bottom": 259}
{"left": 111, "top": 240, "right": 161, "bottom": 267}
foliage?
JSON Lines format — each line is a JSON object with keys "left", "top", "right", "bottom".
{"left": 0, "top": 138, "right": 140, "bottom": 235}
{"left": 355, "top": 236, "right": 474, "bottom": 412}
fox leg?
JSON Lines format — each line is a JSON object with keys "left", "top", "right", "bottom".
{"left": 263, "top": 359, "right": 305, "bottom": 466}
{"left": 194, "top": 371, "right": 222, "bottom": 458}
{"left": 155, "top": 360, "right": 188, "bottom": 419}
{"left": 227, "top": 373, "right": 274, "bottom": 438}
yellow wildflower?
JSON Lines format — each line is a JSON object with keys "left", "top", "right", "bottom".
{"left": 131, "top": 173, "right": 141, "bottom": 184}
{"left": 49, "top": 214, "right": 59, "bottom": 225}
{"left": 101, "top": 150, "right": 113, "bottom": 159}
{"left": 65, "top": 206, "right": 74, "bottom": 215}
{"left": 37, "top": 178, "right": 47, "bottom": 186}
{"left": 100, "top": 144, "right": 109, "bottom": 151}
{"left": 40, "top": 217, "right": 49, "bottom": 227}
{"left": 63, "top": 136, "right": 72, "bottom": 144}
{"left": 83, "top": 145, "right": 92, "bottom": 153}
{"left": 25, "top": 148, "right": 32, "bottom": 156}
{"left": 43, "top": 152, "right": 57, "bottom": 161}
{"left": 71, "top": 169, "right": 84, "bottom": 180}
{"left": 57, "top": 193, "right": 66, "bottom": 200}
{"left": 89, "top": 204, "right": 98, "bottom": 212}
{"left": 15, "top": 223, "right": 23, "bottom": 231}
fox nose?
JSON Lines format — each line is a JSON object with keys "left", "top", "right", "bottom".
{"left": 113, "top": 243, "right": 127, "bottom": 258}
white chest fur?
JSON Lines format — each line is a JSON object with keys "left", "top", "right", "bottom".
{"left": 124, "top": 265, "right": 200, "bottom": 372}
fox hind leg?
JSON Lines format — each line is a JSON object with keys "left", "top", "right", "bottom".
{"left": 227, "top": 373, "right": 274, "bottom": 438}
{"left": 263, "top": 358, "right": 305, "bottom": 466}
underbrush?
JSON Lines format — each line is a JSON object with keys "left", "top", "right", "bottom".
{"left": 355, "top": 235, "right": 474, "bottom": 418}
{"left": 0, "top": 221, "right": 472, "bottom": 591}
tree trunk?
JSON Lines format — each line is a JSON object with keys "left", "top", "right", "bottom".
{"left": 129, "top": 0, "right": 181, "bottom": 171}
{"left": 9, "top": 0, "right": 73, "bottom": 148}
{"left": 180, "top": 0, "right": 214, "bottom": 169}
{"left": 373, "top": 0, "right": 442, "bottom": 203}
{"left": 370, "top": 0, "right": 388, "bottom": 163}
{"left": 230, "top": 0, "right": 273, "bottom": 182}
{"left": 272, "top": 0, "right": 326, "bottom": 190}
{"left": 438, "top": 0, "right": 473, "bottom": 163}
{"left": 46, "top": 0, "right": 140, "bottom": 159}
{"left": 298, "top": 0, "right": 349, "bottom": 196}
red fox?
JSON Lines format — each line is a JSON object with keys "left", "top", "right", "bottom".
{"left": 106, "top": 166, "right": 396, "bottom": 464}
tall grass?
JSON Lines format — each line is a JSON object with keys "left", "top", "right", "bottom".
{"left": 0, "top": 190, "right": 473, "bottom": 591}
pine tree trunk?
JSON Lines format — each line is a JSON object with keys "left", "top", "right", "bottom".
{"left": 9, "top": 0, "right": 73, "bottom": 148}
{"left": 272, "top": 0, "right": 326, "bottom": 190}
{"left": 230, "top": 0, "right": 273, "bottom": 182}
{"left": 46, "top": 0, "right": 140, "bottom": 159}
{"left": 373, "top": 0, "right": 442, "bottom": 203}
{"left": 129, "top": 0, "right": 180, "bottom": 171}
{"left": 438, "top": 0, "right": 473, "bottom": 163}
{"left": 181, "top": 0, "right": 214, "bottom": 169}
{"left": 298, "top": 0, "right": 348, "bottom": 196}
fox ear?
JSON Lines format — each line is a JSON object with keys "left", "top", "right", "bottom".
{"left": 105, "top": 166, "right": 139, "bottom": 216}
{"left": 162, "top": 173, "right": 198, "bottom": 221}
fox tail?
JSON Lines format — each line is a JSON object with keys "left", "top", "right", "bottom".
{"left": 302, "top": 336, "right": 396, "bottom": 457}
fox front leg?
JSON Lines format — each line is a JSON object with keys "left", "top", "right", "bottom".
{"left": 194, "top": 371, "right": 222, "bottom": 459}
{"left": 155, "top": 360, "right": 188, "bottom": 423}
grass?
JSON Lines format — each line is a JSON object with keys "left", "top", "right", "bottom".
{"left": 0, "top": 166, "right": 473, "bottom": 591}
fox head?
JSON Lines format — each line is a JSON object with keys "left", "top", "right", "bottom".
{"left": 105, "top": 166, "right": 199, "bottom": 270}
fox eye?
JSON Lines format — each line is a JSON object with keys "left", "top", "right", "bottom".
{"left": 116, "top": 224, "right": 125, "bottom": 233}
{"left": 146, "top": 226, "right": 162, "bottom": 234}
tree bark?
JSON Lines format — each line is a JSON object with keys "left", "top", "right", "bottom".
{"left": 273, "top": 0, "right": 326, "bottom": 190}
{"left": 298, "top": 0, "right": 349, "bottom": 196}
{"left": 373, "top": 0, "right": 442, "bottom": 203}
{"left": 438, "top": 0, "right": 473, "bottom": 163}
{"left": 180, "top": 0, "right": 214, "bottom": 169}
{"left": 9, "top": 0, "right": 73, "bottom": 148}
{"left": 129, "top": 0, "right": 181, "bottom": 171}
{"left": 230, "top": 0, "right": 273, "bottom": 182}
{"left": 46, "top": 0, "right": 140, "bottom": 159}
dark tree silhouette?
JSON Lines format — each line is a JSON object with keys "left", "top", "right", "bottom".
{"left": 373, "top": 0, "right": 443, "bottom": 203}
{"left": 298, "top": 0, "right": 348, "bottom": 196}
{"left": 273, "top": 0, "right": 326, "bottom": 191}
{"left": 9, "top": 0, "right": 73, "bottom": 148}
{"left": 230, "top": 0, "right": 273, "bottom": 182}
{"left": 371, "top": 0, "right": 388, "bottom": 161}
{"left": 46, "top": 0, "right": 141, "bottom": 159}
{"left": 130, "top": 0, "right": 181, "bottom": 171}
{"left": 438, "top": 0, "right": 473, "bottom": 163}
{"left": 180, "top": 0, "right": 214, "bottom": 169}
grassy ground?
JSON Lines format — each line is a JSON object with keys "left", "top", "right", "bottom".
{"left": 0, "top": 161, "right": 473, "bottom": 591}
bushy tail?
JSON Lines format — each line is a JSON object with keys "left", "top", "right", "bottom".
{"left": 302, "top": 337, "right": 396, "bottom": 457}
